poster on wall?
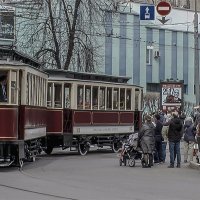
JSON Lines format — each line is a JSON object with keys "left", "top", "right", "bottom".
{"left": 161, "top": 83, "right": 183, "bottom": 107}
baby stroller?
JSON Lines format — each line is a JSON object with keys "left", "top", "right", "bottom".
{"left": 119, "top": 133, "right": 142, "bottom": 167}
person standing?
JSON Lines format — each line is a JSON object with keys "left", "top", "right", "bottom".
{"left": 138, "top": 115, "right": 155, "bottom": 168}
{"left": 167, "top": 113, "right": 183, "bottom": 168}
{"left": 183, "top": 117, "right": 196, "bottom": 163}
{"left": 154, "top": 114, "right": 163, "bottom": 163}
{"left": 161, "top": 113, "right": 172, "bottom": 163}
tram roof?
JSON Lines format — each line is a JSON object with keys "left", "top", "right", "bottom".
{"left": 0, "top": 46, "right": 41, "bottom": 68}
{"left": 45, "top": 69, "right": 132, "bottom": 84}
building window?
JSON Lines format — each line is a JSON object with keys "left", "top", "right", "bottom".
{"left": 147, "top": 83, "right": 160, "bottom": 92}
{"left": 146, "top": 48, "right": 151, "bottom": 65}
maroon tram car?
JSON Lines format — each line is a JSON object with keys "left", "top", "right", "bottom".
{"left": 0, "top": 50, "right": 48, "bottom": 167}
{"left": 45, "top": 69, "right": 143, "bottom": 155}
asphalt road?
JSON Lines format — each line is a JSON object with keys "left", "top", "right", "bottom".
{"left": 0, "top": 146, "right": 199, "bottom": 200}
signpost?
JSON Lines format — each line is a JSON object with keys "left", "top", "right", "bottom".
{"left": 140, "top": 5, "right": 155, "bottom": 20}
{"left": 156, "top": 1, "right": 171, "bottom": 24}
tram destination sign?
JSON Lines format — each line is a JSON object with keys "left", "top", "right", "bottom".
{"left": 156, "top": 1, "right": 171, "bottom": 16}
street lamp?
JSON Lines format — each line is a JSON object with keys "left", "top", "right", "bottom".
{"left": 194, "top": 0, "right": 199, "bottom": 106}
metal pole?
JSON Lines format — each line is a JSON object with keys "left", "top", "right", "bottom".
{"left": 194, "top": 0, "right": 199, "bottom": 106}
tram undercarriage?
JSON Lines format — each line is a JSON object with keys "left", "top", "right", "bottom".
{"left": 0, "top": 138, "right": 44, "bottom": 168}
{"left": 45, "top": 134, "right": 127, "bottom": 156}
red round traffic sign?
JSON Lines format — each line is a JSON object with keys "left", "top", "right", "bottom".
{"left": 156, "top": 1, "right": 171, "bottom": 16}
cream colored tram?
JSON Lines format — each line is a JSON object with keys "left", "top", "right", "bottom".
{"left": 45, "top": 69, "right": 143, "bottom": 155}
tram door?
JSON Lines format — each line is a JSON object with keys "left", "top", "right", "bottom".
{"left": 63, "top": 83, "right": 73, "bottom": 147}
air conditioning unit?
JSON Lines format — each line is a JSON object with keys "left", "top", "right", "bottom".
{"left": 154, "top": 50, "right": 160, "bottom": 58}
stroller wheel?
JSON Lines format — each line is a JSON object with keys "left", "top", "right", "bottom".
{"left": 128, "top": 158, "right": 135, "bottom": 167}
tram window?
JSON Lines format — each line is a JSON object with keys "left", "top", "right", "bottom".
{"left": 99, "top": 87, "right": 105, "bottom": 110}
{"left": 64, "top": 84, "right": 71, "bottom": 108}
{"left": 92, "top": 86, "right": 98, "bottom": 109}
{"left": 135, "top": 88, "right": 139, "bottom": 111}
{"left": 140, "top": 89, "right": 143, "bottom": 110}
{"left": 10, "top": 71, "right": 17, "bottom": 104}
{"left": 113, "top": 88, "right": 119, "bottom": 110}
{"left": 77, "top": 85, "right": 84, "bottom": 109}
{"left": 54, "top": 84, "right": 62, "bottom": 108}
{"left": 126, "top": 89, "right": 131, "bottom": 110}
{"left": 47, "top": 83, "right": 53, "bottom": 107}
{"left": 120, "top": 88, "right": 125, "bottom": 110}
{"left": 30, "top": 75, "right": 33, "bottom": 105}
{"left": 26, "top": 73, "right": 29, "bottom": 104}
{"left": 0, "top": 72, "right": 8, "bottom": 102}
{"left": 85, "top": 86, "right": 91, "bottom": 109}
{"left": 33, "top": 76, "right": 36, "bottom": 105}
{"left": 107, "top": 87, "right": 112, "bottom": 110}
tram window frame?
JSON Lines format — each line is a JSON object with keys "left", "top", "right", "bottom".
{"left": 107, "top": 87, "right": 112, "bottom": 110}
{"left": 99, "top": 87, "right": 105, "bottom": 110}
{"left": 42, "top": 78, "right": 48, "bottom": 106}
{"left": 54, "top": 83, "right": 62, "bottom": 108}
{"left": 92, "top": 86, "right": 98, "bottom": 110}
{"left": 30, "top": 74, "right": 33, "bottom": 105}
{"left": 77, "top": 85, "right": 84, "bottom": 110}
{"left": 135, "top": 88, "right": 140, "bottom": 111}
{"left": 126, "top": 89, "right": 131, "bottom": 110}
{"left": 85, "top": 85, "right": 91, "bottom": 109}
{"left": 64, "top": 83, "right": 71, "bottom": 109}
{"left": 10, "top": 71, "right": 17, "bottom": 104}
{"left": 0, "top": 71, "right": 8, "bottom": 103}
{"left": 47, "top": 83, "right": 53, "bottom": 107}
{"left": 113, "top": 88, "right": 119, "bottom": 110}
{"left": 26, "top": 73, "right": 29, "bottom": 105}
{"left": 120, "top": 88, "right": 125, "bottom": 110}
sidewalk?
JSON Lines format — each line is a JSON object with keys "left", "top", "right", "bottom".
{"left": 165, "top": 141, "right": 200, "bottom": 170}
{"left": 189, "top": 161, "right": 200, "bottom": 170}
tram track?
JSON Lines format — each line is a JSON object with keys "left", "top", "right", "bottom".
{"left": 0, "top": 167, "right": 79, "bottom": 200}
{"left": 0, "top": 182, "right": 78, "bottom": 200}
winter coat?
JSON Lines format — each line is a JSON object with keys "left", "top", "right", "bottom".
{"left": 154, "top": 120, "right": 163, "bottom": 142}
{"left": 139, "top": 122, "right": 155, "bottom": 154}
{"left": 183, "top": 120, "right": 196, "bottom": 142}
{"left": 168, "top": 117, "right": 183, "bottom": 142}
{"left": 161, "top": 125, "right": 169, "bottom": 142}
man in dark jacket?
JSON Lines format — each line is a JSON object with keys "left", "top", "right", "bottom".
{"left": 167, "top": 113, "right": 183, "bottom": 168}
{"left": 154, "top": 114, "right": 163, "bottom": 163}
{"left": 139, "top": 115, "right": 155, "bottom": 168}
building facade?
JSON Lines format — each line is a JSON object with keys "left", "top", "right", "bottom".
{"left": 118, "top": 0, "right": 200, "bottom": 11}
{"left": 96, "top": 2, "right": 200, "bottom": 112}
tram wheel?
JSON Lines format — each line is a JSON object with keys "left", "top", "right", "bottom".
{"left": 44, "top": 146, "right": 53, "bottom": 155}
{"left": 112, "top": 141, "right": 121, "bottom": 153}
{"left": 78, "top": 142, "right": 89, "bottom": 156}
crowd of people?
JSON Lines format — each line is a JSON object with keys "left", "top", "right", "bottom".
{"left": 138, "top": 109, "right": 200, "bottom": 168}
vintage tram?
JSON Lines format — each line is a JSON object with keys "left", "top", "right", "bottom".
{"left": 0, "top": 48, "right": 48, "bottom": 167}
{"left": 45, "top": 69, "right": 143, "bottom": 155}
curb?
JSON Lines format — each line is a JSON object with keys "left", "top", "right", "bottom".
{"left": 189, "top": 161, "right": 200, "bottom": 170}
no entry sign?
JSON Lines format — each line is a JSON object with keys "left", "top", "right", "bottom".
{"left": 156, "top": 1, "right": 171, "bottom": 16}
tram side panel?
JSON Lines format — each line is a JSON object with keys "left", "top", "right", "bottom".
{"left": 72, "top": 110, "right": 135, "bottom": 135}
{"left": 0, "top": 107, "right": 18, "bottom": 139}
{"left": 71, "top": 110, "right": 138, "bottom": 154}
{"left": 18, "top": 106, "right": 47, "bottom": 160}
{"left": 0, "top": 106, "right": 20, "bottom": 164}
